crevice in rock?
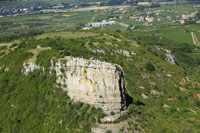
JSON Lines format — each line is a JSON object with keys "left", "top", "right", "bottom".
{"left": 117, "top": 69, "right": 133, "bottom": 111}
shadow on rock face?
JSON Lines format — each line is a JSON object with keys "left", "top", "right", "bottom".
{"left": 117, "top": 69, "right": 133, "bottom": 111}
{"left": 124, "top": 93, "right": 133, "bottom": 107}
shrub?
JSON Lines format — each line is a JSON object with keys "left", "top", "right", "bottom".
{"left": 111, "top": 111, "right": 115, "bottom": 115}
{"left": 128, "top": 104, "right": 134, "bottom": 114}
{"left": 60, "top": 68, "right": 65, "bottom": 73}
{"left": 64, "top": 50, "right": 70, "bottom": 56}
{"left": 106, "top": 130, "right": 112, "bottom": 133}
{"left": 195, "top": 100, "right": 200, "bottom": 107}
{"left": 145, "top": 61, "right": 155, "bottom": 71}
{"left": 88, "top": 42, "right": 94, "bottom": 46}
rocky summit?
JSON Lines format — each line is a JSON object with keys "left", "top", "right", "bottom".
{"left": 52, "top": 56, "right": 132, "bottom": 115}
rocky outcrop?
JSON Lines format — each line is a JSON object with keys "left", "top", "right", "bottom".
{"left": 22, "top": 62, "right": 40, "bottom": 75}
{"left": 51, "top": 56, "right": 132, "bottom": 115}
{"left": 165, "top": 49, "right": 175, "bottom": 64}
{"left": 91, "top": 49, "right": 136, "bottom": 57}
{"left": 155, "top": 46, "right": 175, "bottom": 64}
{"left": 114, "top": 50, "right": 136, "bottom": 57}
{"left": 100, "top": 114, "right": 121, "bottom": 122}
{"left": 0, "top": 66, "right": 10, "bottom": 72}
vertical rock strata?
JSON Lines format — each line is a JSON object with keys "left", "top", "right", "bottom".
{"left": 52, "top": 57, "right": 130, "bottom": 114}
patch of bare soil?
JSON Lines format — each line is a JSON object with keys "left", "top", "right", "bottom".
{"left": 97, "top": 121, "right": 128, "bottom": 133}
{"left": 27, "top": 45, "right": 51, "bottom": 62}
{"left": 191, "top": 32, "right": 200, "bottom": 46}
{"left": 62, "top": 14, "right": 71, "bottom": 17}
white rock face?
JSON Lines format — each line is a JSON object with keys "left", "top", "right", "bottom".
{"left": 91, "top": 127, "right": 105, "bottom": 133}
{"left": 100, "top": 114, "right": 120, "bottom": 123}
{"left": 91, "top": 49, "right": 136, "bottom": 57}
{"left": 22, "top": 62, "right": 40, "bottom": 75}
{"left": 155, "top": 46, "right": 175, "bottom": 64}
{"left": 4, "top": 67, "right": 9, "bottom": 72}
{"left": 52, "top": 57, "right": 129, "bottom": 115}
{"left": 165, "top": 49, "right": 175, "bottom": 64}
{"left": 116, "top": 50, "right": 132, "bottom": 57}
{"left": 91, "top": 49, "right": 106, "bottom": 55}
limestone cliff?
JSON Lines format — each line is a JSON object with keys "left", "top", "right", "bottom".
{"left": 51, "top": 57, "right": 131, "bottom": 115}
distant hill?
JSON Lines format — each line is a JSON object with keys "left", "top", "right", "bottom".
{"left": 0, "top": 0, "right": 17, "bottom": 1}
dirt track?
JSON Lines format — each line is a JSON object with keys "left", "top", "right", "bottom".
{"left": 97, "top": 121, "right": 128, "bottom": 133}
{"left": 191, "top": 32, "right": 200, "bottom": 46}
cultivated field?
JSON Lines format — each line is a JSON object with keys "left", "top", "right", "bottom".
{"left": 132, "top": 25, "right": 200, "bottom": 45}
{"left": 71, "top": 5, "right": 131, "bottom": 12}
{"left": 36, "top": 31, "right": 98, "bottom": 39}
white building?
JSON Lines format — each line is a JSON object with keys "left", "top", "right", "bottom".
{"left": 145, "top": 16, "right": 154, "bottom": 22}
{"left": 130, "top": 26, "right": 135, "bottom": 30}
{"left": 179, "top": 19, "right": 185, "bottom": 24}
{"left": 157, "top": 18, "right": 161, "bottom": 21}
{"left": 182, "top": 11, "right": 198, "bottom": 20}
{"left": 91, "top": 20, "right": 116, "bottom": 27}
{"left": 196, "top": 20, "right": 200, "bottom": 24}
